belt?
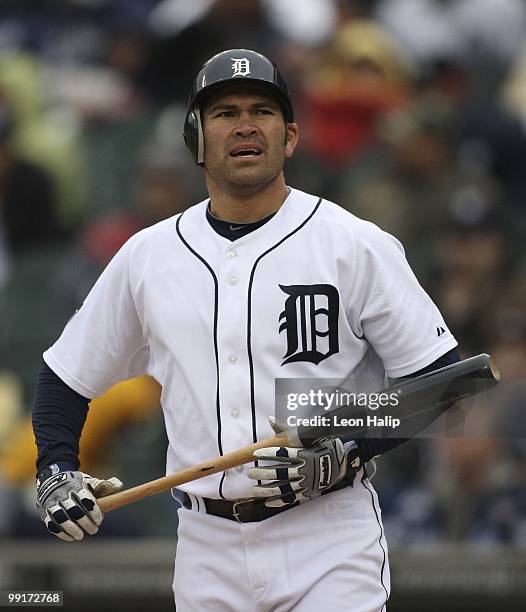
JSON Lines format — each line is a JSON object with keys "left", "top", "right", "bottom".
{"left": 181, "top": 474, "right": 355, "bottom": 523}
{"left": 182, "top": 494, "right": 298, "bottom": 523}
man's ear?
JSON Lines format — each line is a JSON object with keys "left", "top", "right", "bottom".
{"left": 285, "top": 122, "right": 299, "bottom": 159}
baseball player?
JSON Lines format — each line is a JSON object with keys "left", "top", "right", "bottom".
{"left": 33, "top": 49, "right": 460, "bottom": 611}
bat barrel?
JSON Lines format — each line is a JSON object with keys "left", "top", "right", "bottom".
{"left": 296, "top": 353, "right": 500, "bottom": 446}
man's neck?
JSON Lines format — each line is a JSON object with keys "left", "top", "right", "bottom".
{"left": 206, "top": 176, "right": 289, "bottom": 223}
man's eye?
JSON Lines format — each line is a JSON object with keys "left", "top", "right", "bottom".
{"left": 216, "top": 111, "right": 235, "bottom": 118}
{"left": 255, "top": 109, "right": 273, "bottom": 115}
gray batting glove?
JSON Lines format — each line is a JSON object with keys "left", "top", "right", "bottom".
{"left": 248, "top": 438, "right": 352, "bottom": 507}
{"left": 36, "top": 466, "right": 123, "bottom": 542}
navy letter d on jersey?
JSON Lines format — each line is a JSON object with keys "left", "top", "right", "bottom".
{"left": 279, "top": 284, "right": 339, "bottom": 366}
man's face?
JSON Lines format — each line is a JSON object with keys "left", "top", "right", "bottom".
{"left": 201, "top": 84, "right": 298, "bottom": 194}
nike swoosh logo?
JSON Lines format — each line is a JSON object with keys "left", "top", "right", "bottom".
{"left": 229, "top": 225, "right": 245, "bottom": 231}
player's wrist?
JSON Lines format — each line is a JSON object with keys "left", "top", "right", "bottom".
{"left": 36, "top": 462, "right": 78, "bottom": 483}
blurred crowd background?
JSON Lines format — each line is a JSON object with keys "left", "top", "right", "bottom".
{"left": 1, "top": 0, "right": 526, "bottom": 554}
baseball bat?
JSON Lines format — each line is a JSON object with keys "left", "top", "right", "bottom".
{"left": 293, "top": 353, "right": 500, "bottom": 445}
{"left": 98, "top": 353, "right": 499, "bottom": 513}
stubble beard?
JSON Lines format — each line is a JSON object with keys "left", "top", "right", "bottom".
{"left": 205, "top": 148, "right": 286, "bottom": 197}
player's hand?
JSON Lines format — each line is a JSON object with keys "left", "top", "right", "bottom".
{"left": 36, "top": 466, "right": 123, "bottom": 541}
{"left": 248, "top": 438, "right": 360, "bottom": 507}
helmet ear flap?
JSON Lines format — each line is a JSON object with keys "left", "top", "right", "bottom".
{"left": 183, "top": 107, "right": 204, "bottom": 165}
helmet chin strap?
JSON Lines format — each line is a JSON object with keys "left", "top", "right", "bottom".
{"left": 196, "top": 107, "right": 205, "bottom": 165}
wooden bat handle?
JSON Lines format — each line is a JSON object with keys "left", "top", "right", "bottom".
{"left": 98, "top": 432, "right": 289, "bottom": 513}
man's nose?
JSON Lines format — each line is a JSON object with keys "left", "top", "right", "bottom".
{"left": 234, "top": 112, "right": 258, "bottom": 137}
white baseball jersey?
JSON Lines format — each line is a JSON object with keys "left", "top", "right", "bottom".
{"left": 44, "top": 187, "right": 457, "bottom": 500}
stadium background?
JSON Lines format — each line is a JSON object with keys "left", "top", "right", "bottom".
{"left": 1, "top": 1, "right": 526, "bottom": 610}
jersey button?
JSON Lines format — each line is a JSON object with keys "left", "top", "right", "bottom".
{"left": 228, "top": 275, "right": 238, "bottom": 286}
{"left": 226, "top": 250, "right": 237, "bottom": 259}
{"left": 231, "top": 408, "right": 239, "bottom": 418}
{"left": 228, "top": 354, "right": 237, "bottom": 364}
{"left": 236, "top": 466, "right": 243, "bottom": 473}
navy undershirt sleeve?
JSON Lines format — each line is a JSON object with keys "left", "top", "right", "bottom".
{"left": 32, "top": 362, "right": 90, "bottom": 475}
{"left": 353, "top": 347, "right": 461, "bottom": 462}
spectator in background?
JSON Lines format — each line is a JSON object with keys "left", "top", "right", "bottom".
{"left": 59, "top": 145, "right": 195, "bottom": 311}
{"left": 337, "top": 94, "right": 501, "bottom": 277}
{"left": 489, "top": 41, "right": 526, "bottom": 212}
{"left": 376, "top": 0, "right": 526, "bottom": 100}
{"left": 0, "top": 98, "right": 61, "bottom": 253}
{"left": 0, "top": 53, "right": 86, "bottom": 230}
{"left": 289, "top": 19, "right": 413, "bottom": 200}
{"left": 146, "top": 0, "right": 281, "bottom": 104}
{"left": 426, "top": 332, "right": 526, "bottom": 547}
{"left": 432, "top": 211, "right": 511, "bottom": 354}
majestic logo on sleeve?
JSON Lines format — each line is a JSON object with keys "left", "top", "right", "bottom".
{"left": 231, "top": 58, "right": 251, "bottom": 77}
{"left": 279, "top": 284, "right": 340, "bottom": 365}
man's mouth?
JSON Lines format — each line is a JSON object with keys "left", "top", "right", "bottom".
{"left": 229, "top": 147, "right": 263, "bottom": 158}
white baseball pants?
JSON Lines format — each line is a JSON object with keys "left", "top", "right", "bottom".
{"left": 173, "top": 479, "right": 390, "bottom": 611}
